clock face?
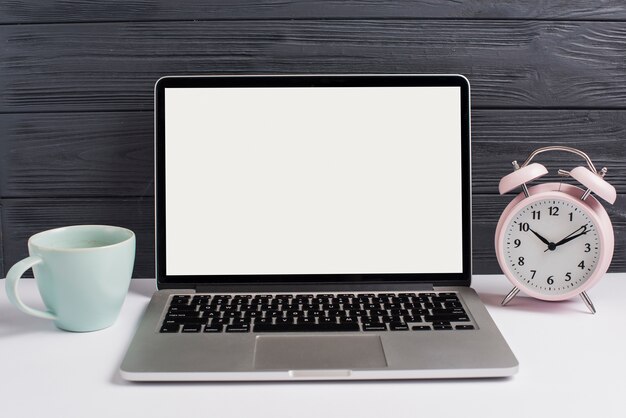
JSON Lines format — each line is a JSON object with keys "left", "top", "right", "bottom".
{"left": 503, "top": 197, "right": 600, "bottom": 295}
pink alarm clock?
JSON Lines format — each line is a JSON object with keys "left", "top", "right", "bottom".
{"left": 494, "top": 146, "right": 616, "bottom": 313}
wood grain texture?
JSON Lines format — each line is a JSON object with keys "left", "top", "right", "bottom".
{"left": 0, "top": 198, "right": 155, "bottom": 277}
{"left": 472, "top": 110, "right": 626, "bottom": 194}
{"left": 2, "top": 0, "right": 626, "bottom": 24}
{"left": 0, "top": 112, "right": 154, "bottom": 197}
{"left": 1, "top": 195, "right": 624, "bottom": 277}
{"left": 2, "top": 20, "right": 626, "bottom": 112}
{"left": 1, "top": 110, "right": 624, "bottom": 197}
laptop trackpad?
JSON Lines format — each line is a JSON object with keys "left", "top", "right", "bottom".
{"left": 254, "top": 335, "right": 387, "bottom": 370}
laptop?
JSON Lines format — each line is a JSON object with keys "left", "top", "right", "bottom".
{"left": 120, "top": 74, "right": 518, "bottom": 381}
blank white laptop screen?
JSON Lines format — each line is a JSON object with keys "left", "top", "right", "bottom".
{"left": 164, "top": 86, "right": 462, "bottom": 275}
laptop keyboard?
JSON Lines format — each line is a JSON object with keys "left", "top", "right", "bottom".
{"left": 159, "top": 292, "right": 476, "bottom": 333}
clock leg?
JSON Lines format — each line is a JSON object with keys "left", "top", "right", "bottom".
{"left": 580, "top": 291, "right": 596, "bottom": 314}
{"left": 501, "top": 287, "right": 520, "bottom": 306}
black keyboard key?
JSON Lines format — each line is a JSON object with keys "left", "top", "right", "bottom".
{"left": 412, "top": 325, "right": 432, "bottom": 331}
{"left": 160, "top": 324, "right": 180, "bottom": 333}
{"left": 410, "top": 309, "right": 429, "bottom": 316}
{"left": 254, "top": 323, "right": 360, "bottom": 332}
{"left": 226, "top": 324, "right": 250, "bottom": 333}
{"left": 176, "top": 317, "right": 205, "bottom": 325}
{"left": 204, "top": 325, "right": 223, "bottom": 333}
{"left": 389, "top": 309, "right": 409, "bottom": 316}
{"left": 425, "top": 314, "right": 470, "bottom": 322}
{"left": 165, "top": 312, "right": 193, "bottom": 319}
{"left": 390, "top": 322, "right": 409, "bottom": 331}
{"left": 433, "top": 324, "right": 453, "bottom": 330}
{"left": 182, "top": 324, "right": 201, "bottom": 332}
{"left": 431, "top": 308, "right": 466, "bottom": 315}
{"left": 456, "top": 325, "right": 475, "bottom": 330}
{"left": 168, "top": 304, "right": 197, "bottom": 311}
{"left": 362, "top": 323, "right": 387, "bottom": 331}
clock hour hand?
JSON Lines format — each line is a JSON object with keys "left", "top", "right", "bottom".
{"left": 528, "top": 227, "right": 551, "bottom": 247}
{"left": 553, "top": 224, "right": 589, "bottom": 248}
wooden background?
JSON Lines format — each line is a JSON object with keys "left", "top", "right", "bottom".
{"left": 0, "top": 1, "right": 625, "bottom": 277}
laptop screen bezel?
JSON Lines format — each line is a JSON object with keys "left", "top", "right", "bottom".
{"left": 155, "top": 75, "right": 471, "bottom": 289}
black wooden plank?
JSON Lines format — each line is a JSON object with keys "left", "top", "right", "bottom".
{"left": 1, "top": 110, "right": 624, "bottom": 197}
{"left": 0, "top": 112, "right": 153, "bottom": 198}
{"left": 2, "top": 195, "right": 624, "bottom": 277}
{"left": 2, "top": 20, "right": 626, "bottom": 112}
{"left": 2, "top": 0, "right": 626, "bottom": 24}
{"left": 472, "top": 110, "right": 626, "bottom": 194}
{"left": 0, "top": 198, "right": 155, "bottom": 277}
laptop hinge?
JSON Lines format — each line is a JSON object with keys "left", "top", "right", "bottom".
{"left": 195, "top": 282, "right": 435, "bottom": 293}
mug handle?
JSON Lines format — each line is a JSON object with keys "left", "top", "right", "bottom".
{"left": 5, "top": 256, "right": 57, "bottom": 320}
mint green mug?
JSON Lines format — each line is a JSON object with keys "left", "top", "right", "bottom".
{"left": 5, "top": 225, "right": 135, "bottom": 332}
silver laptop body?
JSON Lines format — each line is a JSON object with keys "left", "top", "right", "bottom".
{"left": 120, "top": 74, "right": 518, "bottom": 381}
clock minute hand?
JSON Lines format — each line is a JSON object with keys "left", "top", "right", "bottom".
{"left": 553, "top": 225, "right": 588, "bottom": 248}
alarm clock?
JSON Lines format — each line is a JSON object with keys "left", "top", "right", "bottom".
{"left": 495, "top": 146, "right": 616, "bottom": 313}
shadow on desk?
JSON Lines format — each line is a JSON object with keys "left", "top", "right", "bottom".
{"left": 111, "top": 373, "right": 513, "bottom": 387}
{"left": 0, "top": 305, "right": 58, "bottom": 338}
{"left": 479, "top": 292, "right": 592, "bottom": 315}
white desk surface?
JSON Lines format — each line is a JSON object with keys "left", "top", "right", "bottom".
{"left": 1, "top": 274, "right": 625, "bottom": 418}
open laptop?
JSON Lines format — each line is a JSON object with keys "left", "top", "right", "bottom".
{"left": 120, "top": 74, "right": 518, "bottom": 381}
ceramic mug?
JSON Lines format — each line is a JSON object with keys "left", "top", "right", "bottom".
{"left": 5, "top": 225, "right": 135, "bottom": 332}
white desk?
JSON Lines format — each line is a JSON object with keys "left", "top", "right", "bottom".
{"left": 1, "top": 274, "right": 625, "bottom": 418}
